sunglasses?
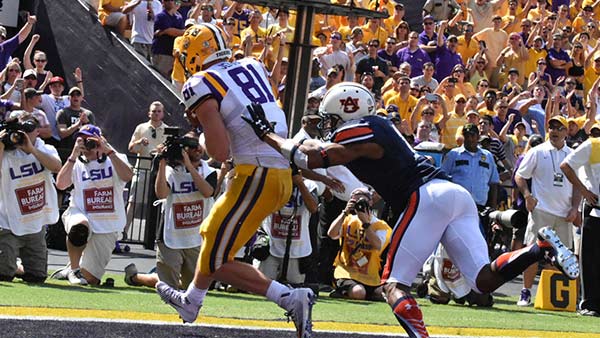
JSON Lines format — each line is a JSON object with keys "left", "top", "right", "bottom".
{"left": 424, "top": 21, "right": 434, "bottom": 26}
{"left": 150, "top": 128, "right": 157, "bottom": 138}
{"left": 34, "top": 59, "right": 47, "bottom": 62}
{"left": 331, "top": 35, "right": 341, "bottom": 40}
{"left": 422, "top": 111, "right": 435, "bottom": 115}
{"left": 538, "top": 62, "right": 547, "bottom": 65}
{"left": 566, "top": 82, "right": 576, "bottom": 85}
{"left": 476, "top": 61, "right": 486, "bottom": 64}
{"left": 201, "top": 5, "right": 213, "bottom": 10}
{"left": 369, "top": 44, "right": 379, "bottom": 47}
{"left": 479, "top": 83, "right": 489, "bottom": 87}
{"left": 548, "top": 124, "right": 566, "bottom": 130}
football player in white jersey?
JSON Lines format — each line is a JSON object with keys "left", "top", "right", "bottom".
{"left": 155, "top": 23, "right": 315, "bottom": 338}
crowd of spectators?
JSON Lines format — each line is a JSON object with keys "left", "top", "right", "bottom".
{"left": 1, "top": 0, "right": 600, "bottom": 319}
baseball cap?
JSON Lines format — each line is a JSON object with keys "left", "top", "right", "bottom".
{"left": 68, "top": 86, "right": 82, "bottom": 96}
{"left": 423, "top": 15, "right": 434, "bottom": 23}
{"left": 479, "top": 134, "right": 491, "bottom": 143}
{"left": 553, "top": 32, "right": 563, "bottom": 39}
{"left": 447, "top": 35, "right": 458, "bottom": 42}
{"left": 308, "top": 91, "right": 322, "bottom": 102}
{"left": 466, "top": 110, "right": 480, "bottom": 117}
{"left": 376, "top": 108, "right": 388, "bottom": 116}
{"left": 184, "top": 18, "right": 196, "bottom": 27}
{"left": 75, "top": 124, "right": 102, "bottom": 138}
{"left": 351, "top": 27, "right": 363, "bottom": 37}
{"left": 24, "top": 88, "right": 43, "bottom": 99}
{"left": 303, "top": 109, "right": 321, "bottom": 119}
{"left": 327, "top": 68, "right": 338, "bottom": 76}
{"left": 591, "top": 123, "right": 600, "bottom": 131}
{"left": 492, "top": 14, "right": 502, "bottom": 21}
{"left": 281, "top": 57, "right": 289, "bottom": 63}
{"left": 515, "top": 121, "right": 526, "bottom": 129}
{"left": 462, "top": 123, "right": 480, "bottom": 135}
{"left": 48, "top": 76, "right": 65, "bottom": 85}
{"left": 508, "top": 68, "right": 519, "bottom": 75}
{"left": 386, "top": 104, "right": 399, "bottom": 113}
{"left": 549, "top": 115, "right": 568, "bottom": 129}
{"left": 455, "top": 93, "right": 467, "bottom": 102}
{"left": 23, "top": 69, "right": 37, "bottom": 79}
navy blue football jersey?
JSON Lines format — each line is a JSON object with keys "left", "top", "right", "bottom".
{"left": 330, "top": 115, "right": 448, "bottom": 213}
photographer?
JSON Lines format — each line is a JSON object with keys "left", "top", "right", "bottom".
{"left": 124, "top": 130, "right": 217, "bottom": 289}
{"left": 0, "top": 115, "right": 61, "bottom": 283}
{"left": 258, "top": 170, "right": 319, "bottom": 286}
{"left": 327, "top": 188, "right": 392, "bottom": 301}
{"left": 53, "top": 124, "right": 133, "bottom": 286}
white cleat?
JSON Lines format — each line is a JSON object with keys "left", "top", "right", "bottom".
{"left": 156, "top": 281, "right": 200, "bottom": 323}
{"left": 538, "top": 226, "right": 579, "bottom": 279}
{"left": 281, "top": 288, "right": 317, "bottom": 338}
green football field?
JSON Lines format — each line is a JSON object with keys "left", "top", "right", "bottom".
{"left": 1, "top": 273, "right": 599, "bottom": 337}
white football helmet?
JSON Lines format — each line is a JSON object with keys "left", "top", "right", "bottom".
{"left": 318, "top": 82, "right": 376, "bottom": 132}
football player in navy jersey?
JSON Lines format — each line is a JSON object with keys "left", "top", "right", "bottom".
{"left": 245, "top": 82, "right": 580, "bottom": 338}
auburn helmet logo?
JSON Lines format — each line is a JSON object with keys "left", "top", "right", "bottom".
{"left": 339, "top": 96, "right": 360, "bottom": 113}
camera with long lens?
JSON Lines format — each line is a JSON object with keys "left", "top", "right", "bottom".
{"left": 161, "top": 127, "right": 199, "bottom": 163}
{"left": 0, "top": 119, "right": 37, "bottom": 150}
{"left": 351, "top": 198, "right": 370, "bottom": 214}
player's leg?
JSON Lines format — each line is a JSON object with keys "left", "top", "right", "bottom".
{"left": 384, "top": 282, "right": 429, "bottom": 338}
{"left": 382, "top": 181, "right": 459, "bottom": 338}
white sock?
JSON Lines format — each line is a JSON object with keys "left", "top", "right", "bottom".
{"left": 266, "top": 280, "right": 290, "bottom": 308}
{"left": 185, "top": 283, "right": 208, "bottom": 306}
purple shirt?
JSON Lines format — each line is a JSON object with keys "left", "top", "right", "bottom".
{"left": 395, "top": 47, "right": 431, "bottom": 77}
{"left": 152, "top": 10, "right": 184, "bottom": 55}
{"left": 0, "top": 99, "right": 15, "bottom": 122}
{"left": 546, "top": 48, "right": 570, "bottom": 82}
{"left": 0, "top": 35, "right": 19, "bottom": 71}
{"left": 377, "top": 49, "right": 401, "bottom": 69}
{"left": 492, "top": 109, "right": 522, "bottom": 135}
{"left": 433, "top": 45, "right": 463, "bottom": 81}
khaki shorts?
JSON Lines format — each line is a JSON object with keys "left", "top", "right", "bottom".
{"left": 156, "top": 241, "right": 200, "bottom": 289}
{"left": 258, "top": 255, "right": 305, "bottom": 284}
{"left": 152, "top": 54, "right": 174, "bottom": 78}
{"left": 0, "top": 228, "right": 47, "bottom": 280}
{"left": 62, "top": 206, "right": 118, "bottom": 280}
{"left": 524, "top": 208, "right": 573, "bottom": 248}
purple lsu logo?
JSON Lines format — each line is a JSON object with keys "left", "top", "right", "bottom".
{"left": 171, "top": 181, "right": 198, "bottom": 194}
{"left": 10, "top": 162, "right": 45, "bottom": 179}
{"left": 82, "top": 167, "right": 113, "bottom": 181}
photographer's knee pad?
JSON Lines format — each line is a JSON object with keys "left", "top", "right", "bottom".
{"left": 68, "top": 224, "right": 89, "bottom": 247}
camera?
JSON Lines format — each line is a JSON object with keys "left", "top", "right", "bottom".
{"left": 351, "top": 198, "right": 370, "bottom": 214}
{"left": 84, "top": 138, "right": 98, "bottom": 150}
{"left": 161, "top": 127, "right": 199, "bottom": 163}
{"left": 0, "top": 119, "right": 37, "bottom": 150}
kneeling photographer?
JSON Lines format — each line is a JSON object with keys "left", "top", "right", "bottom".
{"left": 124, "top": 129, "right": 217, "bottom": 289}
{"left": 327, "top": 188, "right": 392, "bottom": 301}
{"left": 54, "top": 124, "right": 133, "bottom": 286}
{"left": 0, "top": 115, "right": 61, "bottom": 283}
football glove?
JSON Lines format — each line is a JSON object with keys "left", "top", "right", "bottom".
{"left": 242, "top": 103, "right": 273, "bottom": 140}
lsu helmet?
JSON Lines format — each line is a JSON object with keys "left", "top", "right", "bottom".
{"left": 318, "top": 82, "right": 376, "bottom": 133}
{"left": 178, "top": 23, "right": 232, "bottom": 78}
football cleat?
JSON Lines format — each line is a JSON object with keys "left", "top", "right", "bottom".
{"left": 281, "top": 288, "right": 316, "bottom": 338}
{"left": 156, "top": 281, "right": 200, "bottom": 323}
{"left": 537, "top": 226, "right": 579, "bottom": 279}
